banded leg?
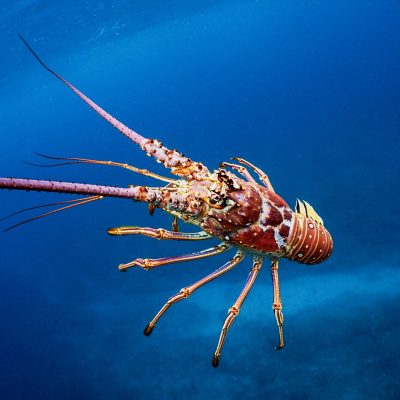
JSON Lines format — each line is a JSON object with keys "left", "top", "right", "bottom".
{"left": 119, "top": 243, "right": 229, "bottom": 271}
{"left": 271, "top": 260, "right": 284, "bottom": 349}
{"left": 219, "top": 162, "right": 258, "bottom": 185}
{"left": 212, "top": 256, "right": 264, "bottom": 367}
{"left": 144, "top": 250, "right": 245, "bottom": 336}
{"left": 232, "top": 157, "right": 275, "bottom": 192}
{"left": 108, "top": 226, "right": 211, "bottom": 240}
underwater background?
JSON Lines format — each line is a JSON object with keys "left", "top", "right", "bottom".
{"left": 0, "top": 1, "right": 399, "bottom": 399}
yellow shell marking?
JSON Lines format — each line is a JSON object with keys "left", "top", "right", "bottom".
{"left": 295, "top": 199, "right": 324, "bottom": 225}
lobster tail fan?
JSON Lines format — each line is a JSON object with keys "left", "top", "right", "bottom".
{"left": 295, "top": 199, "right": 324, "bottom": 225}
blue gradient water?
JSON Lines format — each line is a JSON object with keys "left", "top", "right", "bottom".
{"left": 1, "top": 1, "right": 399, "bottom": 399}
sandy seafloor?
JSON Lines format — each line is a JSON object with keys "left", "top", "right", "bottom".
{"left": 0, "top": 1, "right": 399, "bottom": 399}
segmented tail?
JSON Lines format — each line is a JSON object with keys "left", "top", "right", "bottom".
{"left": 19, "top": 35, "right": 209, "bottom": 179}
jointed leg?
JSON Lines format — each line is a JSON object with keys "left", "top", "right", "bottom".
{"left": 212, "top": 256, "right": 264, "bottom": 367}
{"left": 108, "top": 226, "right": 211, "bottom": 240}
{"left": 144, "top": 250, "right": 245, "bottom": 336}
{"left": 219, "top": 162, "right": 258, "bottom": 185}
{"left": 232, "top": 157, "right": 275, "bottom": 192}
{"left": 118, "top": 243, "right": 230, "bottom": 271}
{"left": 271, "top": 259, "right": 284, "bottom": 349}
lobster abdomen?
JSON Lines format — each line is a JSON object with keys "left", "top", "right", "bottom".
{"left": 285, "top": 214, "right": 333, "bottom": 264}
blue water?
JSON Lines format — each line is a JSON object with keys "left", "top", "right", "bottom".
{"left": 1, "top": 1, "right": 399, "bottom": 399}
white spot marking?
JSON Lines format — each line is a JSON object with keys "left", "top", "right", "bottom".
{"left": 274, "top": 229, "right": 285, "bottom": 248}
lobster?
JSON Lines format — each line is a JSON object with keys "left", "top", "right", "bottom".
{"left": 0, "top": 37, "right": 333, "bottom": 367}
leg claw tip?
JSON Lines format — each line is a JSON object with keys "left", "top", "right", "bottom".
{"left": 212, "top": 355, "right": 220, "bottom": 368}
{"left": 144, "top": 324, "right": 154, "bottom": 336}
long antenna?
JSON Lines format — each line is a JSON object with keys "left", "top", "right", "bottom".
{"left": 18, "top": 35, "right": 208, "bottom": 179}
{"left": 18, "top": 34, "right": 147, "bottom": 147}
{"left": 0, "top": 196, "right": 98, "bottom": 223}
{"left": 4, "top": 196, "right": 102, "bottom": 232}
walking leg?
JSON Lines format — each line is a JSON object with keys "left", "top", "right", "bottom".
{"left": 271, "top": 259, "right": 284, "bottom": 349}
{"left": 144, "top": 251, "right": 245, "bottom": 335}
{"left": 232, "top": 157, "right": 274, "bottom": 192}
{"left": 108, "top": 226, "right": 211, "bottom": 240}
{"left": 119, "top": 243, "right": 230, "bottom": 271}
{"left": 212, "top": 256, "right": 264, "bottom": 367}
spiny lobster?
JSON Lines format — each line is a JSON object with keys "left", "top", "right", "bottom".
{"left": 0, "top": 37, "right": 333, "bottom": 367}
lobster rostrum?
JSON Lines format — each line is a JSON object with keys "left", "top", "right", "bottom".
{"left": 0, "top": 37, "right": 333, "bottom": 367}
